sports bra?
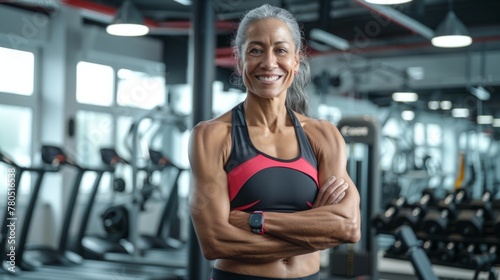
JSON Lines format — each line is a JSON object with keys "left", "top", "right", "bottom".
{"left": 224, "top": 102, "right": 319, "bottom": 213}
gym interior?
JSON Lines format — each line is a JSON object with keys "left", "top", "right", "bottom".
{"left": 0, "top": 0, "right": 499, "bottom": 279}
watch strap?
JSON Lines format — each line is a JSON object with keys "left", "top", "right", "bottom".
{"left": 250, "top": 211, "right": 265, "bottom": 234}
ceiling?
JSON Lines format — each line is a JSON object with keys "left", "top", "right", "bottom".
{"left": 3, "top": 0, "right": 500, "bottom": 135}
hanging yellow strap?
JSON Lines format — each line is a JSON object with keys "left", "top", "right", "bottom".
{"left": 454, "top": 153, "right": 465, "bottom": 189}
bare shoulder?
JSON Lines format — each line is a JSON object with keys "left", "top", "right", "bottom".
{"left": 189, "top": 110, "right": 232, "bottom": 164}
{"left": 296, "top": 114, "right": 345, "bottom": 148}
{"left": 191, "top": 111, "right": 231, "bottom": 140}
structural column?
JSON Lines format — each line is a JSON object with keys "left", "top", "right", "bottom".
{"left": 187, "top": 0, "right": 215, "bottom": 278}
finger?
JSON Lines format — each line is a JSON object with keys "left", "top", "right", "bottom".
{"left": 325, "top": 183, "right": 348, "bottom": 205}
{"left": 331, "top": 182, "right": 348, "bottom": 201}
{"left": 334, "top": 191, "right": 346, "bottom": 204}
{"left": 322, "top": 178, "right": 345, "bottom": 205}
{"left": 313, "top": 176, "right": 336, "bottom": 207}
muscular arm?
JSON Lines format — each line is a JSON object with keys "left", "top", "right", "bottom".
{"left": 230, "top": 120, "right": 361, "bottom": 251}
{"left": 188, "top": 121, "right": 316, "bottom": 262}
{"left": 269, "top": 120, "right": 360, "bottom": 249}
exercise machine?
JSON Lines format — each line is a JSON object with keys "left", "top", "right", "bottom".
{"left": 394, "top": 225, "right": 439, "bottom": 280}
{"left": 12, "top": 145, "right": 185, "bottom": 279}
{"left": 0, "top": 149, "right": 54, "bottom": 274}
{"left": 78, "top": 147, "right": 187, "bottom": 269}
{"left": 329, "top": 116, "right": 381, "bottom": 279}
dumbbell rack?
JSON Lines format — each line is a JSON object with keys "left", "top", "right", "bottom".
{"left": 375, "top": 190, "right": 500, "bottom": 279}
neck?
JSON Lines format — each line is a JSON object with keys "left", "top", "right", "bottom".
{"left": 243, "top": 96, "right": 288, "bottom": 128}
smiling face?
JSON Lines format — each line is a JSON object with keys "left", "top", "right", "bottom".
{"left": 239, "top": 18, "right": 299, "bottom": 100}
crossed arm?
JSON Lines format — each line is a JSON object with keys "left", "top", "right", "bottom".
{"left": 188, "top": 120, "right": 360, "bottom": 262}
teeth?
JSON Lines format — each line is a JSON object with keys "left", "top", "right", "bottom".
{"left": 258, "top": 76, "right": 280, "bottom": 81}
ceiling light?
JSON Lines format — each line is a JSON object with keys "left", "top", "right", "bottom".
{"left": 493, "top": 118, "right": 500, "bottom": 127}
{"left": 401, "top": 110, "right": 415, "bottom": 121}
{"left": 440, "top": 100, "right": 452, "bottom": 110}
{"left": 364, "top": 0, "right": 412, "bottom": 4}
{"left": 428, "top": 101, "right": 440, "bottom": 110}
{"left": 307, "top": 40, "right": 332, "bottom": 52}
{"left": 477, "top": 115, "right": 493, "bottom": 125}
{"left": 451, "top": 108, "right": 469, "bottom": 118}
{"left": 106, "top": 1, "right": 149, "bottom": 36}
{"left": 431, "top": 11, "right": 472, "bottom": 48}
{"left": 468, "top": 86, "right": 491, "bottom": 101}
{"left": 310, "top": 28, "right": 350, "bottom": 51}
{"left": 392, "top": 91, "right": 418, "bottom": 103}
{"left": 173, "top": 0, "right": 192, "bottom": 5}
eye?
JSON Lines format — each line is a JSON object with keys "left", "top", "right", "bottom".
{"left": 248, "top": 48, "right": 263, "bottom": 55}
{"left": 276, "top": 48, "right": 288, "bottom": 55}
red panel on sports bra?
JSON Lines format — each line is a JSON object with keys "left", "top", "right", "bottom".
{"left": 224, "top": 102, "right": 319, "bottom": 212}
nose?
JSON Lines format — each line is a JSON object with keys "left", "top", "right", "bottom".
{"left": 260, "top": 51, "right": 277, "bottom": 69}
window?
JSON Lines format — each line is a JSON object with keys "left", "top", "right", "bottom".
{"left": 76, "top": 111, "right": 114, "bottom": 193}
{"left": 76, "top": 62, "right": 114, "bottom": 106}
{"left": 427, "top": 123, "right": 442, "bottom": 147}
{"left": 414, "top": 122, "right": 425, "bottom": 146}
{"left": 0, "top": 104, "right": 33, "bottom": 194}
{"left": 0, "top": 47, "right": 34, "bottom": 96}
{"left": 116, "top": 69, "right": 166, "bottom": 109}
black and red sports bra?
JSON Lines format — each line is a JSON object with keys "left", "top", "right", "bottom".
{"left": 224, "top": 102, "right": 319, "bottom": 213}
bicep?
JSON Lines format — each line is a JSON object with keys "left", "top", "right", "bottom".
{"left": 315, "top": 123, "right": 348, "bottom": 185}
{"left": 188, "top": 125, "right": 231, "bottom": 244}
{"left": 315, "top": 123, "right": 360, "bottom": 206}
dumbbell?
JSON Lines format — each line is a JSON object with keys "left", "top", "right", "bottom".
{"left": 437, "top": 241, "right": 457, "bottom": 263}
{"left": 422, "top": 240, "right": 440, "bottom": 260}
{"left": 457, "top": 243, "right": 476, "bottom": 266}
{"left": 472, "top": 245, "right": 497, "bottom": 270}
{"left": 385, "top": 239, "right": 405, "bottom": 257}
{"left": 372, "top": 196, "right": 406, "bottom": 231}
{"left": 393, "top": 189, "right": 434, "bottom": 229}
{"left": 422, "top": 189, "right": 467, "bottom": 235}
{"left": 456, "top": 191, "right": 493, "bottom": 237}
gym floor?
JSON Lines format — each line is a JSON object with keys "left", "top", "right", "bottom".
{"left": 318, "top": 253, "right": 500, "bottom": 280}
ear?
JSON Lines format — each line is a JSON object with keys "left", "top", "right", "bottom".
{"left": 294, "top": 52, "right": 300, "bottom": 73}
{"left": 236, "top": 59, "right": 243, "bottom": 76}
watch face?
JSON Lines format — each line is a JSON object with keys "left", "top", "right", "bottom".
{"left": 249, "top": 214, "right": 263, "bottom": 227}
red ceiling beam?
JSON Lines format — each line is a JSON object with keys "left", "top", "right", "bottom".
{"left": 61, "top": 0, "right": 235, "bottom": 31}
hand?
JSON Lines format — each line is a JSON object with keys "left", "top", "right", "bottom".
{"left": 312, "top": 176, "right": 348, "bottom": 208}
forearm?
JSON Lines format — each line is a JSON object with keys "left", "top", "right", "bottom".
{"left": 201, "top": 223, "right": 315, "bottom": 262}
{"left": 264, "top": 190, "right": 360, "bottom": 250}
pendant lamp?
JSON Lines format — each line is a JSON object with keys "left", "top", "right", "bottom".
{"left": 431, "top": 1, "right": 472, "bottom": 48}
{"left": 364, "top": 0, "right": 412, "bottom": 4}
{"left": 106, "top": 1, "right": 149, "bottom": 36}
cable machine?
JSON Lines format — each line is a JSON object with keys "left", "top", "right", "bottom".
{"left": 329, "top": 116, "right": 381, "bottom": 279}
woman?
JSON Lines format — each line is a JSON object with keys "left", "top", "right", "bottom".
{"left": 188, "top": 4, "right": 361, "bottom": 280}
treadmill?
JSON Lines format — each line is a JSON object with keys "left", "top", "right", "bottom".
{"left": 76, "top": 147, "right": 188, "bottom": 269}
{"left": 9, "top": 145, "right": 185, "bottom": 279}
{"left": 1, "top": 148, "right": 105, "bottom": 280}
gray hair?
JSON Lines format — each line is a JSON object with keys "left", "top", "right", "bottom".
{"left": 231, "top": 4, "right": 311, "bottom": 116}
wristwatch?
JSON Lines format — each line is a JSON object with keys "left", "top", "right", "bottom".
{"left": 248, "top": 211, "right": 265, "bottom": 234}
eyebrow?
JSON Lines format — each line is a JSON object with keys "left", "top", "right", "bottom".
{"left": 247, "top": 41, "right": 291, "bottom": 47}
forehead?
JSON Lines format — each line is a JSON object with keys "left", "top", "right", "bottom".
{"left": 244, "top": 18, "right": 294, "bottom": 46}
